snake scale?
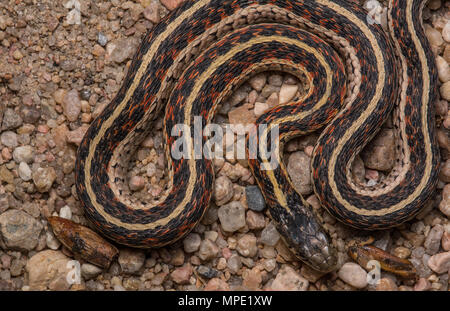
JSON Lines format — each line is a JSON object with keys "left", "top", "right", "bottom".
{"left": 75, "top": 0, "right": 439, "bottom": 272}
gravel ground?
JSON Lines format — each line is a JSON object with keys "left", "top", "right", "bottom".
{"left": 0, "top": 0, "right": 449, "bottom": 291}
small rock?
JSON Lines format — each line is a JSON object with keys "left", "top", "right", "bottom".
{"left": 376, "top": 278, "right": 398, "bottom": 291}
{"left": 440, "top": 159, "right": 450, "bottom": 182}
{"left": 46, "top": 230, "right": 61, "bottom": 250}
{"left": 170, "top": 264, "right": 192, "bottom": 284}
{"left": 361, "top": 128, "right": 395, "bottom": 171}
{"left": 287, "top": 151, "right": 312, "bottom": 195}
{"left": 18, "top": 162, "right": 32, "bottom": 181}
{"left": 245, "top": 185, "right": 266, "bottom": 212}
{"left": 439, "top": 184, "right": 450, "bottom": 217}
{"left": 424, "top": 224, "right": 444, "bottom": 255}
{"left": 12, "top": 145, "right": 34, "bottom": 163}
{"left": 279, "top": 84, "right": 298, "bottom": 104}
{"left": 62, "top": 90, "right": 81, "bottom": 122}
{"left": 66, "top": 125, "right": 89, "bottom": 146}
{"left": 246, "top": 210, "right": 266, "bottom": 230}
{"left": 242, "top": 267, "right": 262, "bottom": 290}
{"left": 427, "top": 251, "right": 450, "bottom": 274}
{"left": 0, "top": 131, "right": 18, "bottom": 148}
{"left": 118, "top": 249, "right": 146, "bottom": 274}
{"left": 81, "top": 263, "right": 103, "bottom": 280}
{"left": 436, "top": 55, "right": 450, "bottom": 83}
{"left": 270, "top": 265, "right": 309, "bottom": 291}
{"left": 25, "top": 250, "right": 72, "bottom": 290}
{"left": 236, "top": 234, "right": 258, "bottom": 257}
{"left": 2, "top": 109, "right": 23, "bottom": 130}
{"left": 183, "top": 233, "right": 201, "bottom": 253}
{"left": 0, "top": 209, "right": 43, "bottom": 251}
{"left": 442, "top": 231, "right": 450, "bottom": 251}
{"left": 32, "top": 167, "right": 57, "bottom": 193}
{"left": 254, "top": 102, "right": 269, "bottom": 117}
{"left": 214, "top": 175, "right": 234, "bottom": 206}
{"left": 249, "top": 73, "right": 267, "bottom": 92}
{"left": 198, "top": 239, "right": 219, "bottom": 261}
{"left": 129, "top": 176, "right": 145, "bottom": 191}
{"left": 441, "top": 81, "right": 450, "bottom": 101}
{"left": 218, "top": 201, "right": 246, "bottom": 232}
{"left": 108, "top": 38, "right": 139, "bottom": 64}
{"left": 97, "top": 32, "right": 108, "bottom": 46}
{"left": 260, "top": 222, "right": 280, "bottom": 246}
{"left": 414, "top": 277, "right": 431, "bottom": 291}
{"left": 143, "top": 0, "right": 161, "bottom": 23}
{"left": 204, "top": 278, "right": 230, "bottom": 291}
{"left": 59, "top": 206, "right": 72, "bottom": 220}
{"left": 228, "top": 104, "right": 256, "bottom": 125}
{"left": 268, "top": 74, "right": 283, "bottom": 87}
{"left": 197, "top": 265, "right": 219, "bottom": 279}
{"left": 227, "top": 254, "right": 242, "bottom": 274}
{"left": 338, "top": 262, "right": 368, "bottom": 289}
{"left": 393, "top": 246, "right": 411, "bottom": 259}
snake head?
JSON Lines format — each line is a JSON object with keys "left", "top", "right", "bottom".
{"left": 271, "top": 203, "right": 338, "bottom": 273}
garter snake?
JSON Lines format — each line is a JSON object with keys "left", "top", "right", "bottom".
{"left": 75, "top": 0, "right": 439, "bottom": 273}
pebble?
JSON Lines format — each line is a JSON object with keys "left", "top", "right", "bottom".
{"left": 12, "top": 146, "right": 34, "bottom": 163}
{"left": 287, "top": 151, "right": 312, "bottom": 195}
{"left": 338, "top": 262, "right": 368, "bottom": 289}
{"left": 0, "top": 209, "right": 43, "bottom": 251}
{"left": 17, "top": 162, "right": 31, "bottom": 181}
{"left": 0, "top": 131, "right": 18, "bottom": 148}
{"left": 245, "top": 185, "right": 266, "bottom": 212}
{"left": 442, "top": 231, "right": 450, "bottom": 251}
{"left": 25, "top": 250, "right": 72, "bottom": 290}
{"left": 118, "top": 249, "right": 146, "bottom": 274}
{"left": 197, "top": 265, "right": 219, "bottom": 279}
{"left": 376, "top": 278, "right": 398, "bottom": 291}
{"left": 441, "top": 81, "right": 450, "bottom": 101}
{"left": 236, "top": 234, "right": 258, "bottom": 257}
{"left": 254, "top": 102, "right": 269, "bottom": 117}
{"left": 242, "top": 267, "right": 262, "bottom": 290}
{"left": 414, "top": 278, "right": 431, "bottom": 291}
{"left": 66, "top": 125, "right": 89, "bottom": 146}
{"left": 198, "top": 239, "right": 219, "bottom": 261}
{"left": 32, "top": 167, "right": 56, "bottom": 193}
{"left": 427, "top": 251, "right": 450, "bottom": 274}
{"left": 260, "top": 222, "right": 281, "bottom": 246}
{"left": 440, "top": 159, "right": 450, "bottom": 182}
{"left": 270, "top": 265, "right": 309, "bottom": 291}
{"left": 361, "top": 128, "right": 395, "bottom": 171}
{"left": 204, "top": 278, "right": 230, "bottom": 291}
{"left": 108, "top": 38, "right": 139, "bottom": 64}
{"left": 59, "top": 206, "right": 72, "bottom": 220}
{"left": 2, "top": 109, "right": 23, "bottom": 130}
{"left": 279, "top": 84, "right": 298, "bottom": 104}
{"left": 46, "top": 231, "right": 61, "bottom": 250}
{"left": 227, "top": 254, "right": 242, "bottom": 274}
{"left": 81, "top": 263, "right": 103, "bottom": 280}
{"left": 246, "top": 210, "right": 266, "bottom": 230}
{"left": 249, "top": 73, "right": 267, "bottom": 92}
{"left": 183, "top": 233, "right": 201, "bottom": 253}
{"left": 170, "top": 264, "right": 192, "bottom": 284}
{"left": 424, "top": 224, "right": 444, "bottom": 255}
{"left": 129, "top": 176, "right": 145, "bottom": 191}
{"left": 144, "top": 0, "right": 161, "bottom": 23}
{"left": 218, "top": 201, "right": 246, "bottom": 232}
{"left": 393, "top": 246, "right": 411, "bottom": 259}
{"left": 436, "top": 55, "right": 450, "bottom": 82}
{"left": 62, "top": 90, "right": 81, "bottom": 122}
{"left": 439, "top": 184, "right": 450, "bottom": 217}
{"left": 97, "top": 32, "right": 108, "bottom": 46}
{"left": 214, "top": 175, "right": 234, "bottom": 206}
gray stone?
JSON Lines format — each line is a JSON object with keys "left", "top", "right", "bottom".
{"left": 245, "top": 186, "right": 266, "bottom": 212}
{"left": 12, "top": 145, "right": 34, "bottom": 163}
{"left": 260, "top": 222, "right": 280, "bottom": 246}
{"left": 118, "top": 249, "right": 146, "bottom": 274}
{"left": 0, "top": 210, "right": 43, "bottom": 251}
{"left": 183, "top": 233, "right": 201, "bottom": 253}
{"left": 2, "top": 109, "right": 23, "bottom": 130}
{"left": 424, "top": 224, "right": 444, "bottom": 255}
{"left": 0, "top": 131, "right": 18, "bottom": 148}
{"left": 218, "top": 201, "right": 246, "bottom": 233}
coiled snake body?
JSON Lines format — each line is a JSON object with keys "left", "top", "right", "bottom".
{"left": 75, "top": 0, "right": 439, "bottom": 272}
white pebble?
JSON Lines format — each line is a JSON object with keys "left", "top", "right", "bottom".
{"left": 338, "top": 262, "right": 368, "bottom": 289}
{"left": 18, "top": 162, "right": 32, "bottom": 181}
{"left": 59, "top": 205, "right": 72, "bottom": 220}
{"left": 279, "top": 84, "right": 298, "bottom": 104}
{"left": 436, "top": 56, "right": 450, "bottom": 83}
